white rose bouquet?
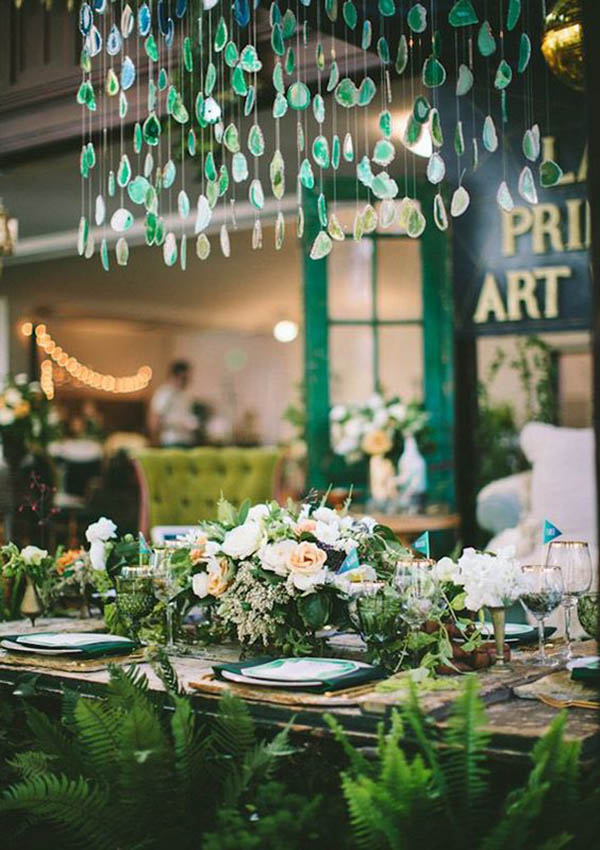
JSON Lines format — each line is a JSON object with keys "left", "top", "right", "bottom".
{"left": 185, "top": 496, "right": 406, "bottom": 653}
{"left": 449, "top": 546, "right": 527, "bottom": 612}
{"left": 330, "top": 393, "right": 429, "bottom": 464}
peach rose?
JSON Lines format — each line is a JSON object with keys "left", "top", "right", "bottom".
{"left": 206, "top": 557, "right": 231, "bottom": 597}
{"left": 14, "top": 400, "right": 31, "bottom": 419}
{"left": 189, "top": 533, "right": 208, "bottom": 565}
{"left": 361, "top": 429, "right": 392, "bottom": 456}
{"left": 295, "top": 519, "right": 317, "bottom": 535}
{"left": 288, "top": 541, "right": 327, "bottom": 575}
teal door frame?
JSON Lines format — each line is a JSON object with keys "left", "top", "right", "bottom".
{"left": 302, "top": 180, "right": 456, "bottom": 507}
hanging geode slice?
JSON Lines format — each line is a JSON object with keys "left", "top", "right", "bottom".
{"left": 422, "top": 56, "right": 446, "bottom": 88}
{"left": 362, "top": 20, "right": 372, "bottom": 50}
{"left": 379, "top": 110, "right": 392, "bottom": 138}
{"left": 448, "top": 0, "right": 478, "bottom": 27}
{"left": 522, "top": 126, "right": 540, "bottom": 162}
{"left": 482, "top": 115, "right": 498, "bottom": 153}
{"left": 328, "top": 213, "right": 345, "bottom": 242}
{"left": 313, "top": 94, "right": 326, "bottom": 123}
{"left": 450, "top": 185, "right": 470, "bottom": 217}
{"left": 518, "top": 33, "right": 531, "bottom": 74}
{"left": 477, "top": 21, "right": 496, "bottom": 56}
{"left": 232, "top": 152, "right": 249, "bottom": 183}
{"left": 249, "top": 178, "right": 265, "bottom": 210}
{"left": 143, "top": 112, "right": 161, "bottom": 146}
{"left": 433, "top": 193, "right": 448, "bottom": 231}
{"left": 327, "top": 60, "right": 340, "bottom": 91}
{"left": 110, "top": 208, "right": 134, "bottom": 232}
{"left": 494, "top": 59, "right": 512, "bottom": 90}
{"left": 518, "top": 166, "right": 538, "bottom": 204}
{"left": 506, "top": 0, "right": 521, "bottom": 31}
{"left": 312, "top": 135, "right": 330, "bottom": 169}
{"left": 413, "top": 95, "right": 431, "bottom": 123}
{"left": 248, "top": 123, "right": 265, "bottom": 156}
{"left": 270, "top": 149, "right": 285, "bottom": 199}
{"left": 496, "top": 180, "right": 514, "bottom": 212}
{"left": 358, "top": 77, "right": 376, "bottom": 106}
{"left": 317, "top": 194, "right": 328, "bottom": 229}
{"left": 224, "top": 123, "right": 240, "bottom": 153}
{"left": 407, "top": 2, "right": 427, "bottom": 33}
{"left": 335, "top": 78, "right": 359, "bottom": 108}
{"left": 456, "top": 64, "right": 473, "bottom": 96}
{"left": 343, "top": 0, "right": 357, "bottom": 29}
{"left": 310, "top": 230, "right": 333, "bottom": 260}
{"left": 273, "top": 92, "right": 288, "bottom": 118}
{"left": 163, "top": 232, "right": 178, "bottom": 267}
{"left": 426, "top": 152, "right": 445, "bottom": 184}
{"left": 395, "top": 34, "right": 408, "bottom": 75}
{"left": 539, "top": 159, "right": 563, "bottom": 188}
{"left": 332, "top": 134, "right": 341, "bottom": 170}
{"left": 287, "top": 81, "right": 311, "bottom": 110}
{"left": 406, "top": 204, "right": 426, "bottom": 239}
{"left": 300, "top": 158, "right": 315, "bottom": 189}
{"left": 343, "top": 132, "right": 354, "bottom": 161}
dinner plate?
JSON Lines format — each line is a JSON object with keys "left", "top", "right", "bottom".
{"left": 1, "top": 639, "right": 83, "bottom": 655}
{"left": 14, "top": 632, "right": 135, "bottom": 649}
{"left": 221, "top": 670, "right": 325, "bottom": 688}
{"left": 239, "top": 657, "right": 361, "bottom": 683}
{"left": 566, "top": 656, "right": 600, "bottom": 671}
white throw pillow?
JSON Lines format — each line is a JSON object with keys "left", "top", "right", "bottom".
{"left": 520, "top": 422, "right": 597, "bottom": 544}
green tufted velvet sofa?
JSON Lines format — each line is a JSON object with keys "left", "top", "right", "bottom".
{"left": 133, "top": 447, "right": 283, "bottom": 534}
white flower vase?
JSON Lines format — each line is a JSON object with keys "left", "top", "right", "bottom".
{"left": 21, "top": 575, "right": 43, "bottom": 627}
{"left": 397, "top": 435, "right": 427, "bottom": 513}
{"left": 369, "top": 455, "right": 397, "bottom": 509}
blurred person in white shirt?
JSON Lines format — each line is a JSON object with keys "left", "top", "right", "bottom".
{"left": 148, "top": 361, "right": 198, "bottom": 447}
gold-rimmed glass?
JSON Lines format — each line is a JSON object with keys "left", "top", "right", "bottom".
{"left": 545, "top": 540, "right": 592, "bottom": 658}
{"left": 520, "top": 565, "right": 563, "bottom": 666}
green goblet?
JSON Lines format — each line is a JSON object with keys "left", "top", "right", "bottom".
{"left": 577, "top": 593, "right": 599, "bottom": 639}
{"left": 116, "top": 567, "right": 156, "bottom": 642}
{"left": 351, "top": 587, "right": 404, "bottom": 673}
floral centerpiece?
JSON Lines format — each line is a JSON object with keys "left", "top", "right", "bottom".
{"left": 183, "top": 497, "right": 406, "bottom": 655}
{"left": 0, "top": 543, "right": 54, "bottom": 622}
{"left": 0, "top": 373, "right": 60, "bottom": 462}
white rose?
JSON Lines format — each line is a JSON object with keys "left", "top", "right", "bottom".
{"left": 314, "top": 521, "right": 340, "bottom": 546}
{"left": 388, "top": 403, "right": 407, "bottom": 422}
{"left": 344, "top": 419, "right": 363, "bottom": 439}
{"left": 367, "top": 393, "right": 384, "bottom": 409}
{"left": 192, "top": 572, "right": 210, "bottom": 598}
{"left": 330, "top": 405, "right": 347, "bottom": 422}
{"left": 289, "top": 569, "right": 328, "bottom": 591}
{"left": 373, "top": 408, "right": 389, "bottom": 429}
{"left": 0, "top": 408, "right": 15, "bottom": 426}
{"left": 258, "top": 540, "right": 296, "bottom": 576}
{"left": 4, "top": 388, "right": 22, "bottom": 406}
{"left": 221, "top": 520, "right": 264, "bottom": 559}
{"left": 247, "top": 504, "right": 270, "bottom": 523}
{"left": 14, "top": 373, "right": 28, "bottom": 386}
{"left": 312, "top": 506, "right": 339, "bottom": 525}
{"left": 21, "top": 545, "right": 48, "bottom": 566}
{"left": 433, "top": 557, "right": 459, "bottom": 583}
{"left": 334, "top": 437, "right": 359, "bottom": 456}
{"left": 89, "top": 540, "right": 108, "bottom": 571}
{"left": 85, "top": 517, "right": 117, "bottom": 544}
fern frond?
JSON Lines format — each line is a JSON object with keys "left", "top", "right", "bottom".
{"left": 480, "top": 782, "right": 550, "bottom": 850}
{"left": 341, "top": 773, "right": 390, "bottom": 850}
{"left": 73, "top": 697, "right": 121, "bottom": 782}
{"left": 0, "top": 773, "right": 112, "bottom": 850}
{"left": 7, "top": 751, "right": 54, "bottom": 781}
{"left": 324, "top": 712, "right": 372, "bottom": 777}
{"left": 210, "top": 692, "right": 256, "bottom": 761}
{"left": 401, "top": 681, "right": 447, "bottom": 797}
{"left": 23, "top": 703, "right": 83, "bottom": 777}
{"left": 153, "top": 648, "right": 184, "bottom": 697}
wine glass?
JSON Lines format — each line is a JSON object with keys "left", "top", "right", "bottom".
{"left": 394, "top": 563, "right": 442, "bottom": 630}
{"left": 520, "top": 565, "right": 564, "bottom": 666}
{"left": 546, "top": 540, "right": 593, "bottom": 658}
{"left": 350, "top": 585, "right": 402, "bottom": 672}
{"left": 151, "top": 549, "right": 179, "bottom": 653}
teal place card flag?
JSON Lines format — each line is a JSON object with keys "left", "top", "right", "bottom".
{"left": 138, "top": 531, "right": 152, "bottom": 555}
{"left": 413, "top": 531, "right": 430, "bottom": 558}
{"left": 543, "top": 520, "right": 562, "bottom": 545}
{"left": 338, "top": 547, "right": 360, "bottom": 574}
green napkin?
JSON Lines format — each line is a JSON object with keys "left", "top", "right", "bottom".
{"left": 571, "top": 660, "right": 600, "bottom": 682}
{"left": 213, "top": 658, "right": 384, "bottom": 693}
{"left": 2, "top": 634, "right": 137, "bottom": 659}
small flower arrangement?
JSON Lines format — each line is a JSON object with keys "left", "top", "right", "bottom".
{"left": 436, "top": 546, "right": 527, "bottom": 612}
{"left": 0, "top": 373, "right": 60, "bottom": 451}
{"left": 52, "top": 547, "right": 95, "bottom": 594}
{"left": 330, "top": 393, "right": 429, "bottom": 464}
{"left": 184, "top": 497, "right": 405, "bottom": 654}
{"left": 0, "top": 542, "right": 55, "bottom": 616}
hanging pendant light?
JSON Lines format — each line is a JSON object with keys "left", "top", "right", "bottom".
{"left": 541, "top": 0, "right": 584, "bottom": 91}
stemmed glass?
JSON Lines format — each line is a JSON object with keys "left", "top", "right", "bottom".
{"left": 151, "top": 549, "right": 180, "bottom": 654}
{"left": 394, "top": 563, "right": 443, "bottom": 662}
{"left": 520, "top": 565, "right": 564, "bottom": 666}
{"left": 546, "top": 541, "right": 593, "bottom": 658}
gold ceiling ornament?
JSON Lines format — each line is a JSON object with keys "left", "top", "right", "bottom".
{"left": 541, "top": 0, "right": 585, "bottom": 92}
{"left": 0, "top": 198, "right": 18, "bottom": 275}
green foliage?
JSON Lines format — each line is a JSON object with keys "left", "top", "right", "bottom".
{"left": 0, "top": 658, "right": 297, "bottom": 850}
{"left": 327, "top": 677, "right": 598, "bottom": 850}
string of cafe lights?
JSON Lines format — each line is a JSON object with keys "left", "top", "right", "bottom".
{"left": 20, "top": 322, "right": 153, "bottom": 397}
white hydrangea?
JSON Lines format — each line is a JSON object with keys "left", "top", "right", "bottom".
{"left": 221, "top": 520, "right": 265, "bottom": 559}
{"left": 453, "top": 546, "right": 527, "bottom": 611}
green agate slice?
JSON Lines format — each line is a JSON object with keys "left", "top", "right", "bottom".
{"left": 171, "top": 93, "right": 189, "bottom": 124}
{"left": 522, "top": 126, "right": 540, "bottom": 162}
{"left": 244, "top": 86, "right": 256, "bottom": 116}
{"left": 85, "top": 142, "right": 96, "bottom": 169}
{"left": 358, "top": 77, "right": 376, "bottom": 106}
{"left": 155, "top": 218, "right": 165, "bottom": 247}
{"left": 539, "top": 159, "right": 563, "bottom": 188}
{"left": 313, "top": 94, "right": 325, "bottom": 124}
{"left": 180, "top": 234, "right": 187, "bottom": 272}
{"left": 110, "top": 208, "right": 134, "bottom": 232}
{"left": 271, "top": 23, "right": 284, "bottom": 56}
{"left": 205, "top": 151, "right": 217, "bottom": 182}
{"left": 450, "top": 185, "right": 470, "bottom": 216}
{"left": 343, "top": 0, "right": 357, "bottom": 29}
{"left": 373, "top": 138, "right": 395, "bottom": 166}
{"left": 297, "top": 122, "right": 305, "bottom": 152}
{"left": 317, "top": 193, "right": 327, "bottom": 228}
{"left": 379, "top": 0, "right": 395, "bottom": 15}
{"left": 144, "top": 185, "right": 158, "bottom": 214}
{"left": 202, "top": 96, "right": 221, "bottom": 124}
{"left": 456, "top": 63, "right": 473, "bottom": 96}
{"left": 119, "top": 91, "right": 128, "bottom": 118}
{"left": 316, "top": 43, "right": 325, "bottom": 71}
{"left": 353, "top": 210, "right": 363, "bottom": 241}
{"left": 116, "top": 237, "right": 129, "bottom": 266}
{"left": 433, "top": 193, "right": 448, "bottom": 231}
{"left": 232, "top": 152, "right": 249, "bottom": 183}
{"left": 100, "top": 238, "right": 109, "bottom": 271}
{"left": 518, "top": 166, "right": 538, "bottom": 204}
{"left": 472, "top": 137, "right": 479, "bottom": 171}
{"left": 362, "top": 203, "right": 378, "bottom": 233}
{"left": 214, "top": 16, "right": 227, "bottom": 52}
{"left": 218, "top": 163, "right": 229, "bottom": 197}
{"left": 145, "top": 212, "right": 157, "bottom": 246}
{"left": 270, "top": 149, "right": 285, "bottom": 199}
{"left": 188, "top": 129, "right": 196, "bottom": 156}
{"left": 310, "top": 230, "right": 333, "bottom": 260}
{"left": 232, "top": 65, "right": 248, "bottom": 96}
{"left": 407, "top": 3, "right": 427, "bottom": 33}
{"left": 335, "top": 78, "right": 358, "bottom": 108}
{"left": 395, "top": 34, "right": 408, "bottom": 75}
{"left": 117, "top": 154, "right": 131, "bottom": 187}
{"left": 94, "top": 194, "right": 105, "bottom": 226}
{"left": 482, "top": 115, "right": 498, "bottom": 152}
{"left": 163, "top": 232, "right": 178, "bottom": 267}
{"left": 331, "top": 134, "right": 341, "bottom": 170}
{"left": 183, "top": 37, "right": 193, "bottom": 72}
{"left": 143, "top": 112, "right": 161, "bottom": 146}
{"left": 300, "top": 158, "right": 315, "bottom": 189}
{"left": 377, "top": 38, "right": 390, "bottom": 65}
{"left": 248, "top": 123, "right": 265, "bottom": 156}
{"left": 431, "top": 109, "right": 443, "bottom": 147}
{"left": 343, "top": 132, "right": 354, "bottom": 161}
{"left": 194, "top": 195, "right": 211, "bottom": 233}
{"left": 357, "top": 155, "right": 374, "bottom": 187}
{"left": 251, "top": 218, "right": 263, "bottom": 251}
{"left": 282, "top": 9, "right": 297, "bottom": 38}
{"left": 496, "top": 180, "right": 514, "bottom": 212}
{"left": 518, "top": 33, "right": 531, "bottom": 73}
{"left": 454, "top": 121, "right": 465, "bottom": 156}
{"left": 413, "top": 95, "right": 431, "bottom": 123}
{"left": 77, "top": 216, "right": 88, "bottom": 256}
{"left": 371, "top": 171, "right": 398, "bottom": 199}
{"left": 143, "top": 153, "right": 153, "bottom": 178}
{"left": 106, "top": 68, "right": 119, "bottom": 96}
{"left": 205, "top": 62, "right": 217, "bottom": 96}
{"left": 494, "top": 59, "right": 512, "bottom": 90}
{"left": 275, "top": 212, "right": 285, "bottom": 250}
{"left": 328, "top": 213, "right": 345, "bottom": 241}
{"left": 284, "top": 47, "right": 295, "bottom": 76}
{"left": 327, "top": 61, "right": 340, "bottom": 92}
{"left": 133, "top": 122, "right": 142, "bottom": 153}
{"left": 178, "top": 190, "right": 190, "bottom": 219}
{"left": 362, "top": 20, "right": 372, "bottom": 50}
{"left": 406, "top": 204, "right": 426, "bottom": 238}
{"left": 273, "top": 92, "right": 288, "bottom": 118}
{"left": 506, "top": 0, "right": 521, "bottom": 31}
{"left": 249, "top": 178, "right": 265, "bottom": 210}
{"left": 220, "top": 224, "right": 231, "bottom": 258}
{"left": 273, "top": 61, "right": 284, "bottom": 93}
{"left": 312, "top": 135, "right": 330, "bottom": 168}
{"left": 423, "top": 56, "right": 446, "bottom": 88}
{"left": 158, "top": 68, "right": 168, "bottom": 90}
{"left": 403, "top": 115, "right": 422, "bottom": 147}
{"left": 287, "top": 81, "right": 311, "bottom": 110}
{"left": 477, "top": 21, "right": 496, "bottom": 56}
{"left": 108, "top": 170, "right": 116, "bottom": 196}
{"left": 224, "top": 123, "right": 240, "bottom": 153}
{"left": 145, "top": 34, "right": 158, "bottom": 61}
{"left": 196, "top": 233, "right": 210, "bottom": 260}
{"left": 379, "top": 110, "right": 392, "bottom": 138}
{"left": 128, "top": 176, "right": 150, "bottom": 204}
{"left": 448, "top": 0, "right": 478, "bottom": 27}
{"left": 80, "top": 146, "right": 89, "bottom": 179}
{"left": 325, "top": 0, "right": 338, "bottom": 23}
{"left": 427, "top": 152, "right": 445, "bottom": 184}
{"left": 225, "top": 42, "right": 239, "bottom": 67}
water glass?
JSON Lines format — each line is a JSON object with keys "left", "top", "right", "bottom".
{"left": 546, "top": 540, "right": 592, "bottom": 658}
{"left": 151, "top": 549, "right": 179, "bottom": 653}
{"left": 520, "top": 565, "right": 563, "bottom": 666}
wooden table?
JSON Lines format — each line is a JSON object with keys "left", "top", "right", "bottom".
{"left": 0, "top": 618, "right": 597, "bottom": 768}
{"left": 352, "top": 511, "right": 462, "bottom": 545}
